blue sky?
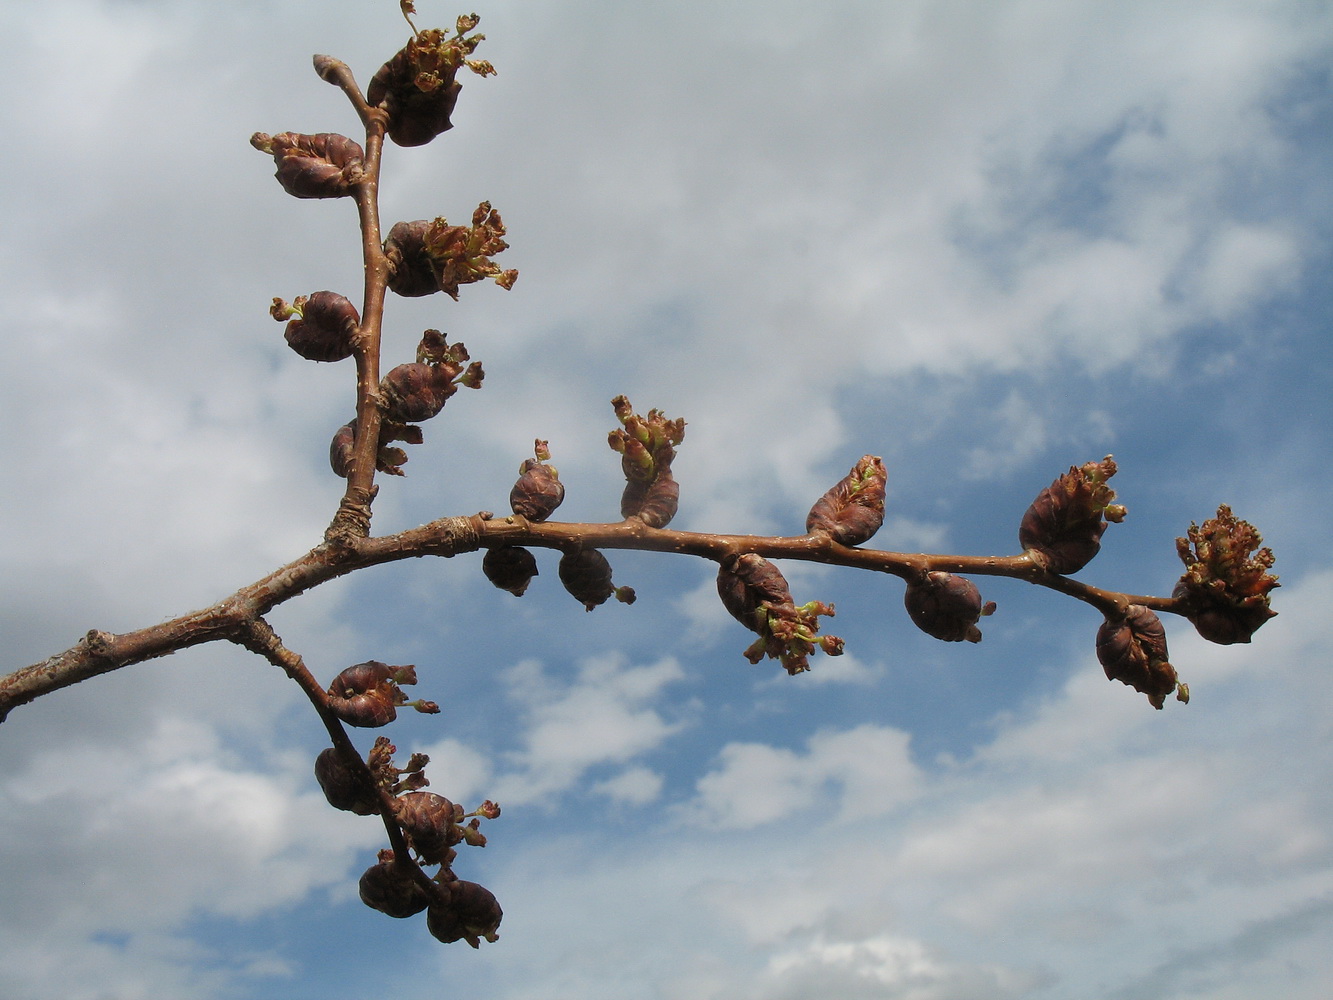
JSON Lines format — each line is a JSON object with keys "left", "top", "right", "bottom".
{"left": 2, "top": 1, "right": 1331, "bottom": 998}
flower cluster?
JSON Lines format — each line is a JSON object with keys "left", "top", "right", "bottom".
{"left": 717, "top": 553, "right": 843, "bottom": 675}
{"left": 384, "top": 204, "right": 517, "bottom": 301}
{"left": 608, "top": 396, "right": 685, "bottom": 528}
{"left": 1173, "top": 504, "right": 1279, "bottom": 643}
{"left": 368, "top": 12, "right": 496, "bottom": 147}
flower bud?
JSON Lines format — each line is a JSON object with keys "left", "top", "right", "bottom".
{"left": 1173, "top": 505, "right": 1278, "bottom": 644}
{"left": 620, "top": 472, "right": 680, "bottom": 529}
{"left": 249, "top": 131, "right": 364, "bottom": 198}
{"left": 392, "top": 791, "right": 464, "bottom": 865}
{"left": 326, "top": 661, "right": 431, "bottom": 728}
{"left": 716, "top": 554, "right": 840, "bottom": 675}
{"left": 314, "top": 747, "right": 380, "bottom": 815}
{"left": 367, "top": 20, "right": 497, "bottom": 148}
{"left": 384, "top": 210, "right": 517, "bottom": 300}
{"left": 1096, "top": 605, "right": 1185, "bottom": 709}
{"left": 558, "top": 549, "right": 634, "bottom": 610}
{"left": 329, "top": 418, "right": 423, "bottom": 479}
{"left": 510, "top": 442, "right": 564, "bottom": 521}
{"left": 903, "top": 571, "right": 995, "bottom": 643}
{"left": 380, "top": 362, "right": 458, "bottom": 423}
{"left": 359, "top": 850, "right": 430, "bottom": 918}
{"left": 608, "top": 397, "right": 686, "bottom": 527}
{"left": 716, "top": 553, "right": 793, "bottom": 632}
{"left": 274, "top": 290, "right": 360, "bottom": 362}
{"left": 427, "top": 880, "right": 503, "bottom": 948}
{"left": 807, "top": 456, "right": 887, "bottom": 546}
{"left": 1019, "top": 456, "right": 1127, "bottom": 574}
{"left": 384, "top": 220, "right": 439, "bottom": 297}
{"left": 482, "top": 546, "right": 538, "bottom": 596}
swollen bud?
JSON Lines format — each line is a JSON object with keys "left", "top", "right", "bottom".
{"left": 608, "top": 396, "right": 686, "bottom": 527}
{"left": 1173, "top": 505, "right": 1278, "bottom": 644}
{"left": 367, "top": 19, "right": 496, "bottom": 148}
{"left": 510, "top": 441, "right": 564, "bottom": 521}
{"left": 558, "top": 549, "right": 635, "bottom": 610}
{"left": 272, "top": 291, "right": 360, "bottom": 362}
{"left": 482, "top": 546, "right": 538, "bottom": 596}
{"left": 381, "top": 363, "right": 457, "bottom": 422}
{"left": 329, "top": 418, "right": 423, "bottom": 479}
{"left": 314, "top": 747, "right": 379, "bottom": 815}
{"left": 1019, "top": 456, "right": 1127, "bottom": 574}
{"left": 716, "top": 553, "right": 841, "bottom": 675}
{"left": 249, "top": 132, "right": 364, "bottom": 199}
{"left": 392, "top": 791, "right": 464, "bottom": 866}
{"left": 359, "top": 849, "right": 430, "bottom": 918}
{"left": 806, "top": 455, "right": 887, "bottom": 546}
{"left": 903, "top": 571, "right": 995, "bottom": 643}
{"left": 427, "top": 880, "right": 503, "bottom": 948}
{"left": 326, "top": 661, "right": 437, "bottom": 728}
{"left": 1096, "top": 605, "right": 1186, "bottom": 709}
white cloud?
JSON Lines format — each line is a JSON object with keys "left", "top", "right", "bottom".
{"left": 692, "top": 723, "right": 922, "bottom": 829}
{"left": 490, "top": 654, "right": 690, "bottom": 806}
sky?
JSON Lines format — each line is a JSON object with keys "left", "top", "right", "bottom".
{"left": 1, "top": 0, "right": 1331, "bottom": 998}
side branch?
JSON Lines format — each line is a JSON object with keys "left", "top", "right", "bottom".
{"left": 5, "top": 509, "right": 1191, "bottom": 723}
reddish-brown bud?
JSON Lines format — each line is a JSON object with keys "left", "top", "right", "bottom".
{"left": 328, "top": 418, "right": 423, "bottom": 479}
{"left": 558, "top": 549, "right": 634, "bottom": 610}
{"left": 276, "top": 290, "right": 360, "bottom": 362}
{"left": 903, "top": 571, "right": 995, "bottom": 643}
{"left": 384, "top": 210, "right": 517, "bottom": 300}
{"left": 482, "top": 546, "right": 539, "bottom": 596}
{"left": 1173, "top": 505, "right": 1279, "bottom": 644}
{"left": 621, "top": 471, "right": 680, "bottom": 528}
{"left": 367, "top": 19, "right": 495, "bottom": 148}
{"left": 250, "top": 131, "right": 364, "bottom": 198}
{"left": 807, "top": 455, "right": 887, "bottom": 546}
{"left": 510, "top": 443, "right": 564, "bottom": 521}
{"left": 1019, "top": 456, "right": 1126, "bottom": 574}
{"left": 313, "top": 747, "right": 379, "bottom": 815}
{"left": 326, "top": 661, "right": 420, "bottom": 728}
{"left": 384, "top": 220, "right": 438, "bottom": 297}
{"left": 1096, "top": 605, "right": 1186, "bottom": 709}
{"left": 427, "top": 880, "right": 503, "bottom": 948}
{"left": 716, "top": 554, "right": 840, "bottom": 675}
{"left": 392, "top": 791, "right": 464, "bottom": 865}
{"left": 381, "top": 362, "right": 458, "bottom": 423}
{"left": 359, "top": 849, "right": 430, "bottom": 918}
{"left": 717, "top": 553, "right": 793, "bottom": 633}
{"left": 608, "top": 397, "right": 686, "bottom": 527}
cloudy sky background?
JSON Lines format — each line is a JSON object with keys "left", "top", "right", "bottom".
{"left": 1, "top": 0, "right": 1330, "bottom": 997}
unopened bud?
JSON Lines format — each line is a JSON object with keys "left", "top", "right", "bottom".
{"left": 510, "top": 443, "right": 564, "bottom": 521}
{"left": 279, "top": 290, "right": 360, "bottom": 362}
{"left": 482, "top": 546, "right": 539, "bottom": 596}
{"left": 558, "top": 549, "right": 625, "bottom": 611}
{"left": 427, "top": 880, "right": 503, "bottom": 948}
{"left": 313, "top": 747, "right": 379, "bottom": 815}
{"left": 1096, "top": 605, "right": 1185, "bottom": 709}
{"left": 393, "top": 791, "right": 464, "bottom": 865}
{"left": 806, "top": 455, "right": 887, "bottom": 546}
{"left": 381, "top": 362, "right": 458, "bottom": 422}
{"left": 1019, "top": 456, "right": 1126, "bottom": 574}
{"left": 326, "top": 661, "right": 421, "bottom": 728}
{"left": 903, "top": 571, "right": 995, "bottom": 643}
{"left": 359, "top": 849, "right": 430, "bottom": 918}
{"left": 250, "top": 131, "right": 364, "bottom": 199}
